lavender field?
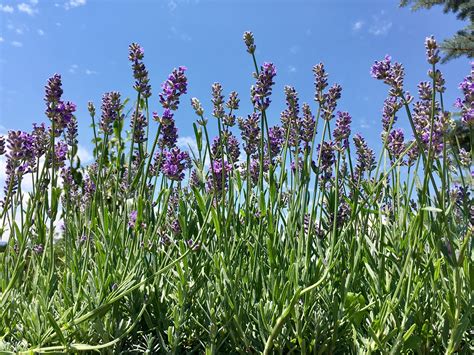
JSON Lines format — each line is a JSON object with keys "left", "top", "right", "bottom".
{"left": 0, "top": 11, "right": 472, "bottom": 354}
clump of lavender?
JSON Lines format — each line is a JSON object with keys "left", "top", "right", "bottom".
{"left": 353, "top": 134, "right": 376, "bottom": 179}
{"left": 455, "top": 62, "right": 473, "bottom": 126}
{"left": 129, "top": 43, "right": 151, "bottom": 98}
{"left": 333, "top": 111, "right": 351, "bottom": 148}
{"left": 207, "top": 160, "right": 232, "bottom": 193}
{"left": 300, "top": 103, "right": 316, "bottom": 149}
{"left": 238, "top": 113, "right": 260, "bottom": 156}
{"left": 161, "top": 147, "right": 191, "bottom": 181}
{"left": 100, "top": 91, "right": 122, "bottom": 134}
{"left": 251, "top": 62, "right": 277, "bottom": 111}
{"left": 317, "top": 141, "right": 335, "bottom": 183}
{"left": 425, "top": 35, "right": 440, "bottom": 65}
{"left": 243, "top": 31, "right": 256, "bottom": 54}
{"left": 412, "top": 100, "right": 445, "bottom": 157}
{"left": 386, "top": 129, "right": 405, "bottom": 163}
{"left": 130, "top": 111, "right": 148, "bottom": 143}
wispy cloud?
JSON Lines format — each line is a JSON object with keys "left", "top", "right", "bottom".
{"left": 177, "top": 136, "right": 198, "bottom": 155}
{"left": 17, "top": 2, "right": 38, "bottom": 16}
{"left": 85, "top": 69, "right": 97, "bottom": 75}
{"left": 0, "top": 4, "right": 14, "bottom": 13}
{"left": 352, "top": 20, "right": 364, "bottom": 31}
{"left": 288, "top": 65, "right": 297, "bottom": 73}
{"left": 289, "top": 45, "right": 300, "bottom": 55}
{"left": 11, "top": 41, "right": 23, "bottom": 47}
{"left": 30, "top": 0, "right": 39, "bottom": 4}
{"left": 64, "top": 0, "right": 86, "bottom": 10}
{"left": 37, "top": 29, "right": 45, "bottom": 36}
{"left": 169, "top": 26, "right": 192, "bottom": 41}
{"left": 369, "top": 21, "right": 392, "bottom": 36}
{"left": 0, "top": 37, "right": 4, "bottom": 43}
{"left": 77, "top": 144, "right": 93, "bottom": 163}
{"left": 68, "top": 64, "right": 78, "bottom": 74}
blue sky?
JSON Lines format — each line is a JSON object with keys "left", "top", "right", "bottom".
{"left": 0, "top": 0, "right": 471, "bottom": 161}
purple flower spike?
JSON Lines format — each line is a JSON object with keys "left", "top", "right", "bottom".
{"left": 243, "top": 31, "right": 256, "bottom": 54}
{"left": 0, "top": 135, "right": 5, "bottom": 156}
{"left": 313, "top": 63, "right": 328, "bottom": 98}
{"left": 321, "top": 84, "right": 342, "bottom": 121}
{"left": 268, "top": 125, "right": 284, "bottom": 159}
{"left": 251, "top": 62, "right": 276, "bottom": 111}
{"left": 159, "top": 66, "right": 188, "bottom": 111}
{"left": 333, "top": 111, "right": 352, "bottom": 148}
{"left": 425, "top": 35, "right": 440, "bottom": 65}
{"left": 128, "top": 43, "right": 151, "bottom": 98}
{"left": 161, "top": 147, "right": 191, "bottom": 181}
{"left": 455, "top": 63, "right": 474, "bottom": 126}
{"left": 317, "top": 141, "right": 335, "bottom": 183}
{"left": 386, "top": 129, "right": 405, "bottom": 162}
{"left": 300, "top": 103, "right": 316, "bottom": 148}
{"left": 100, "top": 91, "right": 122, "bottom": 134}
{"left": 130, "top": 111, "right": 148, "bottom": 143}
{"left": 353, "top": 133, "right": 376, "bottom": 179}
{"left": 207, "top": 160, "right": 232, "bottom": 193}
{"left": 238, "top": 113, "right": 261, "bottom": 156}
{"left": 128, "top": 210, "right": 138, "bottom": 228}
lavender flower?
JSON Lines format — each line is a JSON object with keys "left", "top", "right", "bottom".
{"left": 0, "top": 135, "right": 5, "bottom": 156}
{"left": 211, "top": 132, "right": 240, "bottom": 164}
{"left": 191, "top": 97, "right": 204, "bottom": 117}
{"left": 333, "top": 111, "right": 351, "bottom": 148}
{"left": 171, "top": 219, "right": 181, "bottom": 235}
{"left": 386, "top": 129, "right": 405, "bottom": 162}
{"left": 321, "top": 84, "right": 342, "bottom": 121}
{"left": 370, "top": 55, "right": 405, "bottom": 95}
{"left": 243, "top": 31, "right": 256, "bottom": 54}
{"left": 300, "top": 103, "right": 316, "bottom": 148}
{"left": 159, "top": 120, "right": 178, "bottom": 148}
{"left": 159, "top": 66, "right": 188, "bottom": 111}
{"left": 130, "top": 111, "right": 148, "bottom": 143}
{"left": 425, "top": 35, "right": 440, "bottom": 65}
{"left": 54, "top": 141, "right": 68, "bottom": 168}
{"left": 226, "top": 91, "right": 240, "bottom": 110}
{"left": 353, "top": 134, "right": 376, "bottom": 178}
{"left": 268, "top": 125, "right": 284, "bottom": 159}
{"left": 429, "top": 69, "right": 445, "bottom": 93}
{"left": 458, "top": 148, "right": 471, "bottom": 168}
{"left": 313, "top": 63, "right": 328, "bottom": 100}
{"left": 88, "top": 101, "right": 96, "bottom": 117}
{"left": 455, "top": 63, "right": 474, "bottom": 126}
{"left": 280, "top": 86, "right": 300, "bottom": 149}
{"left": 189, "top": 169, "right": 202, "bottom": 188}
{"left": 66, "top": 116, "right": 78, "bottom": 147}
{"left": 100, "top": 91, "right": 122, "bottom": 134}
{"left": 44, "top": 74, "right": 63, "bottom": 111}
{"left": 207, "top": 160, "right": 232, "bottom": 193}
{"left": 211, "top": 82, "right": 225, "bottom": 119}
{"left": 238, "top": 113, "right": 260, "bottom": 156}
{"left": 381, "top": 96, "right": 402, "bottom": 135}
{"left": 128, "top": 210, "right": 138, "bottom": 228}
{"left": 251, "top": 62, "right": 276, "bottom": 111}
{"left": 418, "top": 82, "right": 432, "bottom": 101}
{"left": 161, "top": 147, "right": 191, "bottom": 181}
{"left": 128, "top": 43, "right": 151, "bottom": 98}
{"left": 317, "top": 141, "right": 335, "bottom": 183}
{"left": 4, "top": 130, "right": 35, "bottom": 196}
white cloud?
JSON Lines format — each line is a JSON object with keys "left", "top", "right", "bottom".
{"left": 15, "top": 28, "right": 23, "bottom": 35}
{"left": 11, "top": 41, "right": 23, "bottom": 47}
{"left": 64, "top": 0, "right": 86, "bottom": 10}
{"left": 0, "top": 4, "right": 14, "bottom": 13}
{"left": 37, "top": 29, "right": 45, "bottom": 36}
{"left": 85, "top": 69, "right": 97, "bottom": 75}
{"left": 77, "top": 144, "right": 93, "bottom": 163}
{"left": 288, "top": 65, "right": 297, "bottom": 73}
{"left": 353, "top": 21, "right": 364, "bottom": 31}
{"left": 30, "top": 0, "right": 39, "bottom": 4}
{"left": 68, "top": 64, "right": 78, "bottom": 73}
{"left": 169, "top": 26, "right": 192, "bottom": 41}
{"left": 369, "top": 21, "right": 392, "bottom": 36}
{"left": 17, "top": 3, "right": 37, "bottom": 16}
{"left": 289, "top": 45, "right": 300, "bottom": 55}
{"left": 177, "top": 136, "right": 198, "bottom": 155}
{"left": 0, "top": 37, "right": 4, "bottom": 43}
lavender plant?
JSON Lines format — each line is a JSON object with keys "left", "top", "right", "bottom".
{"left": 0, "top": 33, "right": 471, "bottom": 354}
